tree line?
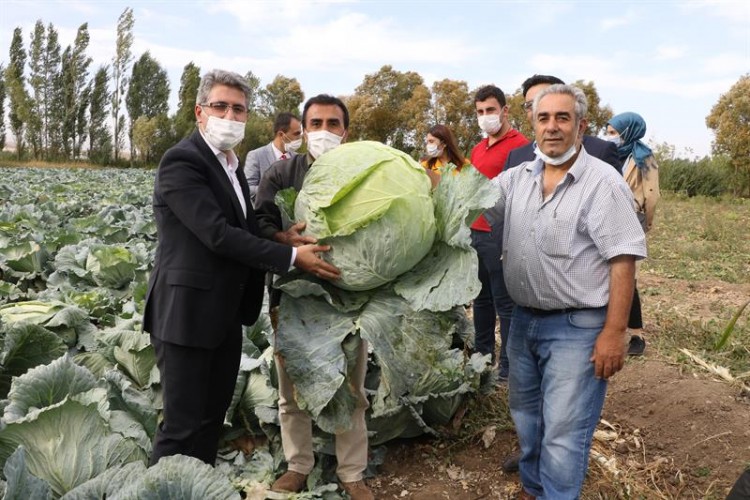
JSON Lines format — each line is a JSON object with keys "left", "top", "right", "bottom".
{"left": 1, "top": 8, "right": 748, "bottom": 195}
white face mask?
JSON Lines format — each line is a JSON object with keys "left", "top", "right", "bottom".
{"left": 283, "top": 135, "right": 303, "bottom": 154}
{"left": 603, "top": 134, "right": 623, "bottom": 147}
{"left": 203, "top": 115, "right": 245, "bottom": 151}
{"left": 425, "top": 142, "right": 443, "bottom": 158}
{"left": 534, "top": 143, "right": 578, "bottom": 166}
{"left": 478, "top": 113, "right": 502, "bottom": 135}
{"left": 306, "top": 130, "right": 343, "bottom": 159}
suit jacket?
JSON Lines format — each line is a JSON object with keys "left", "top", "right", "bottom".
{"left": 244, "top": 142, "right": 296, "bottom": 206}
{"left": 255, "top": 153, "right": 312, "bottom": 240}
{"left": 503, "top": 135, "right": 621, "bottom": 172}
{"left": 143, "top": 131, "right": 293, "bottom": 348}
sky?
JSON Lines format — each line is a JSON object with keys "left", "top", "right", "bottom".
{"left": 1, "top": 0, "right": 749, "bottom": 158}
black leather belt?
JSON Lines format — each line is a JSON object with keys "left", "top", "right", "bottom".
{"left": 523, "top": 306, "right": 580, "bottom": 316}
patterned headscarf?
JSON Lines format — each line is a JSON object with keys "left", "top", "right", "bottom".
{"left": 608, "top": 112, "right": 654, "bottom": 171}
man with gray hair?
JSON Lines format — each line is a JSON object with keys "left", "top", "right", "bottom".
{"left": 144, "top": 69, "right": 338, "bottom": 466}
{"left": 485, "top": 84, "right": 646, "bottom": 499}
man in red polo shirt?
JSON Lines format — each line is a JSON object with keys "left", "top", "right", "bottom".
{"left": 470, "top": 85, "right": 529, "bottom": 388}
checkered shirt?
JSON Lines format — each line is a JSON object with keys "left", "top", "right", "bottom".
{"left": 485, "top": 147, "right": 647, "bottom": 310}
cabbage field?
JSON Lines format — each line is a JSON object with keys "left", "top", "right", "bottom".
{"left": 0, "top": 163, "right": 493, "bottom": 498}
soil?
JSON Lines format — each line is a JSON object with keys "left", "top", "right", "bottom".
{"left": 369, "top": 274, "right": 750, "bottom": 499}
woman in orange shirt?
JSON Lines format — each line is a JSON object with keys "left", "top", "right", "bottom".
{"left": 420, "top": 124, "right": 469, "bottom": 188}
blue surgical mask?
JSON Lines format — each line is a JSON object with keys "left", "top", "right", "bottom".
{"left": 603, "top": 134, "right": 623, "bottom": 147}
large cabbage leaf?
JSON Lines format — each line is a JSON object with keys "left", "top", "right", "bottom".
{"left": 3, "top": 355, "right": 97, "bottom": 423}
{"left": 275, "top": 293, "right": 358, "bottom": 432}
{"left": 113, "top": 454, "right": 240, "bottom": 499}
{"left": 0, "top": 396, "right": 146, "bottom": 497}
{"left": 1, "top": 447, "right": 54, "bottom": 500}
{"left": 0, "top": 324, "right": 67, "bottom": 398}
{"left": 295, "top": 141, "right": 436, "bottom": 291}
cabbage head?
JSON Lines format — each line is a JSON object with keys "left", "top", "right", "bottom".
{"left": 295, "top": 141, "right": 436, "bottom": 291}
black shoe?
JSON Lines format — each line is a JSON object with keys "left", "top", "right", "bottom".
{"left": 628, "top": 335, "right": 646, "bottom": 356}
{"left": 502, "top": 450, "right": 521, "bottom": 473}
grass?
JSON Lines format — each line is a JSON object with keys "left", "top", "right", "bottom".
{"left": 643, "top": 193, "right": 750, "bottom": 284}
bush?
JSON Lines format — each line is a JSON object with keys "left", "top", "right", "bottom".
{"left": 660, "top": 155, "right": 731, "bottom": 197}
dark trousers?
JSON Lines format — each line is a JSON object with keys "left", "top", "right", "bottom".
{"left": 149, "top": 327, "right": 242, "bottom": 466}
{"left": 628, "top": 281, "right": 643, "bottom": 329}
{"left": 471, "top": 229, "right": 514, "bottom": 376}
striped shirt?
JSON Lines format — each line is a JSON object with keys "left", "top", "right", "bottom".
{"left": 485, "top": 147, "right": 647, "bottom": 310}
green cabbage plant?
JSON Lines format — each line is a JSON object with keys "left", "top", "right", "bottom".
{"left": 274, "top": 141, "right": 499, "bottom": 440}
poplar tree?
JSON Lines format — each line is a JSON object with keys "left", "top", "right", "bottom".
{"left": 44, "top": 23, "right": 64, "bottom": 159}
{"left": 88, "top": 66, "right": 112, "bottom": 163}
{"left": 111, "top": 7, "right": 134, "bottom": 161}
{"left": 173, "top": 62, "right": 201, "bottom": 139}
{"left": 5, "top": 27, "right": 29, "bottom": 160}
{"left": 27, "top": 20, "right": 46, "bottom": 159}
{"left": 126, "top": 51, "right": 170, "bottom": 161}
{"left": 60, "top": 23, "right": 92, "bottom": 159}
{"left": 0, "top": 63, "right": 6, "bottom": 151}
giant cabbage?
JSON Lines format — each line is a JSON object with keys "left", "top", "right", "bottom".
{"left": 295, "top": 141, "right": 436, "bottom": 291}
{"left": 275, "top": 141, "right": 499, "bottom": 439}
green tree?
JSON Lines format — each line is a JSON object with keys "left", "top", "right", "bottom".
{"left": 60, "top": 23, "right": 92, "bottom": 159}
{"left": 706, "top": 74, "right": 750, "bottom": 196}
{"left": 126, "top": 51, "right": 170, "bottom": 161}
{"left": 173, "top": 62, "right": 201, "bottom": 139}
{"left": 259, "top": 74, "right": 304, "bottom": 117}
{"left": 429, "top": 78, "right": 480, "bottom": 156}
{"left": 244, "top": 70, "right": 262, "bottom": 112}
{"left": 346, "top": 65, "right": 431, "bottom": 153}
{"left": 111, "top": 7, "right": 134, "bottom": 161}
{"left": 88, "top": 66, "right": 111, "bottom": 164}
{"left": 5, "top": 27, "right": 30, "bottom": 160}
{"left": 132, "top": 113, "right": 174, "bottom": 164}
{"left": 27, "top": 20, "right": 46, "bottom": 159}
{"left": 572, "top": 79, "right": 613, "bottom": 136}
{"left": 236, "top": 70, "right": 272, "bottom": 160}
{"left": 0, "top": 63, "right": 5, "bottom": 151}
{"left": 43, "top": 23, "right": 64, "bottom": 159}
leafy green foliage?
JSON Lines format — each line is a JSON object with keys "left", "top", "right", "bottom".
{"left": 706, "top": 74, "right": 750, "bottom": 196}
{"left": 660, "top": 156, "right": 731, "bottom": 197}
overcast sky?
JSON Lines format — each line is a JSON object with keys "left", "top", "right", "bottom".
{"left": 1, "top": 0, "right": 749, "bottom": 157}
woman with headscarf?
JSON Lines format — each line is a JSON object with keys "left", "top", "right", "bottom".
{"left": 605, "top": 111, "right": 661, "bottom": 356}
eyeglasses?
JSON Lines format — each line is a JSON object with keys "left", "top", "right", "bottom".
{"left": 522, "top": 101, "right": 534, "bottom": 111}
{"left": 201, "top": 102, "right": 248, "bottom": 117}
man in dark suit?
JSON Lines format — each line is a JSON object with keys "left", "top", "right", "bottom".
{"left": 143, "top": 69, "right": 338, "bottom": 467}
{"left": 244, "top": 112, "right": 302, "bottom": 206}
{"left": 500, "top": 75, "right": 621, "bottom": 477}
{"left": 504, "top": 75, "right": 620, "bottom": 172}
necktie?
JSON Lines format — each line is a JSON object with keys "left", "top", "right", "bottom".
{"left": 280, "top": 153, "right": 287, "bottom": 160}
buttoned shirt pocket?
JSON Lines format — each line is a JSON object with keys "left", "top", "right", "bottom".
{"left": 539, "top": 216, "right": 575, "bottom": 258}
{"left": 166, "top": 269, "right": 213, "bottom": 290}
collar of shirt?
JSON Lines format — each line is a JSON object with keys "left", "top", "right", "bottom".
{"left": 198, "top": 128, "right": 247, "bottom": 216}
{"left": 271, "top": 141, "right": 286, "bottom": 160}
{"left": 483, "top": 128, "right": 522, "bottom": 150}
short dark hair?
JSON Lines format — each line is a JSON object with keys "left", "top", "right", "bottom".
{"left": 474, "top": 85, "right": 506, "bottom": 107}
{"left": 521, "top": 75, "right": 565, "bottom": 98}
{"left": 273, "top": 112, "right": 300, "bottom": 134}
{"left": 302, "top": 94, "right": 349, "bottom": 129}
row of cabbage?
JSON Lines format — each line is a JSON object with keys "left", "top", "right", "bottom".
{"left": 0, "top": 166, "right": 487, "bottom": 499}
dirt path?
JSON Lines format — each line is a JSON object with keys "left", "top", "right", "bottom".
{"left": 371, "top": 274, "right": 750, "bottom": 499}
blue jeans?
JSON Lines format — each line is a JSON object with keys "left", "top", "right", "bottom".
{"left": 508, "top": 306, "right": 609, "bottom": 499}
{"left": 471, "top": 229, "right": 514, "bottom": 376}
